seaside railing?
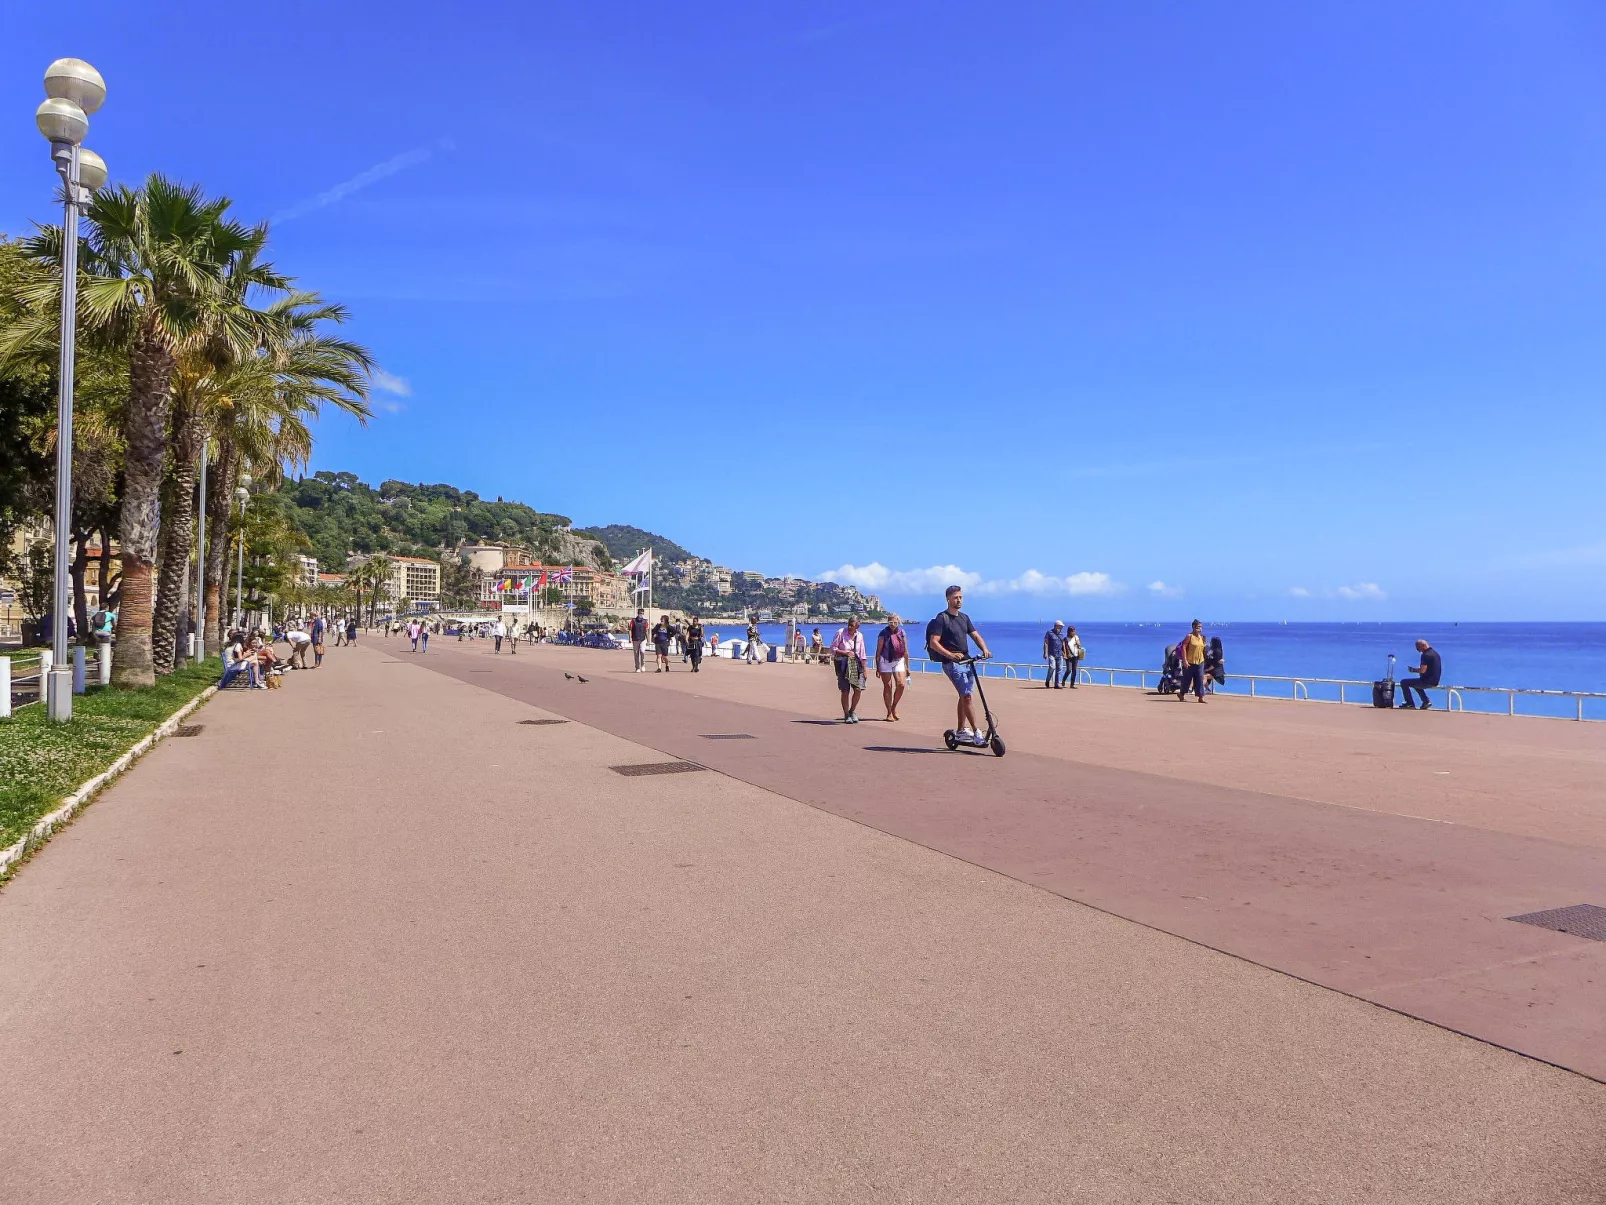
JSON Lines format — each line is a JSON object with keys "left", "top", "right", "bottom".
{"left": 896, "top": 657, "right": 1606, "bottom": 722}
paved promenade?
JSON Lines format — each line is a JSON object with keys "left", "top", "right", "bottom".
{"left": 1, "top": 638, "right": 1603, "bottom": 1202}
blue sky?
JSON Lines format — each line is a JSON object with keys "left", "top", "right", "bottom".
{"left": 5, "top": 2, "right": 1606, "bottom": 620}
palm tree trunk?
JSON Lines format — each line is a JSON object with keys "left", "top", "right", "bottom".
{"left": 152, "top": 397, "right": 202, "bottom": 674}
{"left": 112, "top": 329, "right": 177, "bottom": 688}
{"left": 70, "top": 524, "right": 90, "bottom": 644}
{"left": 205, "top": 439, "right": 234, "bottom": 650}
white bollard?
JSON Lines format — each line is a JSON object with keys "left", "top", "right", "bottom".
{"left": 98, "top": 642, "right": 112, "bottom": 685}
{"left": 38, "top": 649, "right": 52, "bottom": 710}
{"left": 73, "top": 646, "right": 86, "bottom": 694}
{"left": 1, "top": 656, "right": 10, "bottom": 719}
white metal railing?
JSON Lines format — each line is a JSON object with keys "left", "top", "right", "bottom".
{"left": 897, "top": 658, "right": 1606, "bottom": 722}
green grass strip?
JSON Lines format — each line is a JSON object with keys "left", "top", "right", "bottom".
{"left": 0, "top": 656, "right": 222, "bottom": 853}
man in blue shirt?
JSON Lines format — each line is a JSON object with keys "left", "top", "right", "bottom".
{"left": 926, "top": 585, "right": 992, "bottom": 742}
{"left": 1042, "top": 620, "right": 1066, "bottom": 689}
{"left": 1399, "top": 639, "right": 1442, "bottom": 709}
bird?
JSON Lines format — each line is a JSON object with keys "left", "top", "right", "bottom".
{"left": 564, "top": 672, "right": 574, "bottom": 680}
{"left": 577, "top": 675, "right": 589, "bottom": 683}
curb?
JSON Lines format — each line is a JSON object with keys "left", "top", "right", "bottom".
{"left": 0, "top": 684, "right": 220, "bottom": 880}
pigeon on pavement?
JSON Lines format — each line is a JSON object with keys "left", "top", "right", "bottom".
{"left": 577, "top": 676, "right": 589, "bottom": 683}
{"left": 564, "top": 672, "right": 574, "bottom": 680}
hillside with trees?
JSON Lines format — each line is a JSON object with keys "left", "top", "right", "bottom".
{"left": 575, "top": 524, "right": 695, "bottom": 567}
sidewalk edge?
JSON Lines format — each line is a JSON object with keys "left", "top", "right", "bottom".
{"left": 0, "top": 685, "right": 220, "bottom": 881}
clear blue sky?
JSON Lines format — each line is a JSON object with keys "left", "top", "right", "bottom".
{"left": 5, "top": 2, "right": 1606, "bottom": 620}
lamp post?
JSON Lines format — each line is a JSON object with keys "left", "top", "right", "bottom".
{"left": 36, "top": 58, "right": 107, "bottom": 722}
{"left": 234, "top": 476, "right": 252, "bottom": 627}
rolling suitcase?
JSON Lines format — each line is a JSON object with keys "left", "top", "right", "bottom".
{"left": 1372, "top": 654, "right": 1396, "bottom": 709}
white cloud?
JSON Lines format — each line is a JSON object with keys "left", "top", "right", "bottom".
{"left": 819, "top": 562, "right": 982, "bottom": 594}
{"left": 273, "top": 139, "right": 454, "bottom": 223}
{"left": 1334, "top": 582, "right": 1387, "bottom": 601}
{"left": 820, "top": 563, "right": 1120, "bottom": 597}
{"left": 372, "top": 369, "right": 411, "bottom": 397}
{"left": 974, "top": 569, "right": 1122, "bottom": 597}
{"left": 1289, "top": 583, "right": 1385, "bottom": 601}
{"left": 1148, "top": 580, "right": 1183, "bottom": 598}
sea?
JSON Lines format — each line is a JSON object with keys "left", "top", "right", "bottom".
{"left": 701, "top": 621, "right": 1606, "bottom": 721}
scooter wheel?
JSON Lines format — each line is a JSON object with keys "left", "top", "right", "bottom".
{"left": 990, "top": 735, "right": 1006, "bottom": 757}
{"left": 944, "top": 730, "right": 958, "bottom": 751}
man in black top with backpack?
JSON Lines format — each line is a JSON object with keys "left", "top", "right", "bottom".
{"left": 1399, "top": 639, "right": 1442, "bottom": 709}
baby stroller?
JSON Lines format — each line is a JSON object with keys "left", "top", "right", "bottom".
{"left": 1157, "top": 644, "right": 1183, "bottom": 695}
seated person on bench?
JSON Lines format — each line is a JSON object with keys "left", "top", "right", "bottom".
{"left": 219, "top": 634, "right": 262, "bottom": 689}
{"left": 1399, "top": 639, "right": 1442, "bottom": 709}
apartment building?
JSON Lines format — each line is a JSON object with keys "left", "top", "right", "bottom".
{"left": 296, "top": 555, "right": 319, "bottom": 588}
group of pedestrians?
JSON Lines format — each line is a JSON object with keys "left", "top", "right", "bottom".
{"left": 1040, "top": 621, "right": 1085, "bottom": 689}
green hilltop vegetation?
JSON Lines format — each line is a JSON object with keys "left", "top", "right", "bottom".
{"left": 282, "top": 471, "right": 609, "bottom": 572}
{"left": 575, "top": 524, "right": 696, "bottom": 567}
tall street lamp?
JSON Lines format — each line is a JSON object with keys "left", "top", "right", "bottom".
{"left": 234, "top": 475, "right": 252, "bottom": 627}
{"left": 36, "top": 58, "right": 107, "bottom": 722}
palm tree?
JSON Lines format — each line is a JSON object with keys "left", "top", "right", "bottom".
{"left": 152, "top": 228, "right": 291, "bottom": 672}
{"left": 13, "top": 176, "right": 255, "bottom": 686}
{"left": 200, "top": 295, "right": 372, "bottom": 650}
{"left": 354, "top": 555, "right": 393, "bottom": 627}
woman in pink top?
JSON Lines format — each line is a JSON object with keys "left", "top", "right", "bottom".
{"left": 830, "top": 615, "right": 868, "bottom": 723}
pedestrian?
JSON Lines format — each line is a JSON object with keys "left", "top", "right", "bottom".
{"left": 875, "top": 614, "right": 911, "bottom": 721}
{"left": 653, "top": 616, "right": 672, "bottom": 672}
{"left": 745, "top": 617, "right": 764, "bottom": 665}
{"left": 674, "top": 619, "right": 688, "bottom": 663}
{"left": 286, "top": 627, "right": 313, "bottom": 669}
{"left": 1042, "top": 620, "right": 1066, "bottom": 688}
{"left": 1177, "top": 619, "right": 1208, "bottom": 703}
{"left": 1399, "top": 639, "right": 1442, "bottom": 709}
{"left": 831, "top": 614, "right": 868, "bottom": 722}
{"left": 628, "top": 607, "right": 649, "bottom": 672}
{"left": 420, "top": 622, "right": 430, "bottom": 654}
{"left": 925, "top": 584, "right": 993, "bottom": 743}
{"left": 686, "top": 615, "right": 705, "bottom": 672}
{"left": 493, "top": 620, "right": 504, "bottom": 653}
{"left": 310, "top": 612, "right": 327, "bottom": 667}
{"left": 1205, "top": 636, "right": 1225, "bottom": 692}
{"left": 346, "top": 616, "right": 358, "bottom": 645}
{"left": 504, "top": 616, "right": 517, "bottom": 654}
{"left": 1063, "top": 625, "right": 1084, "bottom": 688}
{"left": 710, "top": 632, "right": 721, "bottom": 658}
{"left": 333, "top": 616, "right": 347, "bottom": 647}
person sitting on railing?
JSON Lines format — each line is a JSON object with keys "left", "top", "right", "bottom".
{"left": 1399, "top": 639, "right": 1442, "bottom": 709}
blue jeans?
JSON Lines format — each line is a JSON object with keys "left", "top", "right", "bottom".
{"left": 1179, "top": 663, "right": 1206, "bottom": 699}
{"left": 1061, "top": 656, "right": 1080, "bottom": 687}
{"left": 943, "top": 661, "right": 976, "bottom": 696}
{"left": 1044, "top": 655, "right": 1063, "bottom": 686}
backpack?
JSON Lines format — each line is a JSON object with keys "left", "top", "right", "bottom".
{"left": 91, "top": 609, "right": 108, "bottom": 631}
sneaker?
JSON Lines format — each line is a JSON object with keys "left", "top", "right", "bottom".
{"left": 1421, "top": 700, "right": 1433, "bottom": 709}
{"left": 956, "top": 728, "right": 975, "bottom": 742}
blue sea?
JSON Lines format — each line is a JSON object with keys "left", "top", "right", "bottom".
{"left": 703, "top": 621, "right": 1606, "bottom": 721}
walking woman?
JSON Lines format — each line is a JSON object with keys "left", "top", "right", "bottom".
{"left": 686, "top": 615, "right": 705, "bottom": 673}
{"left": 831, "top": 615, "right": 868, "bottom": 723}
{"left": 875, "top": 614, "right": 911, "bottom": 721}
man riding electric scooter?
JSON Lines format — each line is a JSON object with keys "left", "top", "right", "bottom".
{"left": 926, "top": 584, "right": 1001, "bottom": 753}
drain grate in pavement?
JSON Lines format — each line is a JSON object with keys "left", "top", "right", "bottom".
{"left": 519, "top": 719, "right": 567, "bottom": 726}
{"left": 173, "top": 725, "right": 204, "bottom": 737}
{"left": 1508, "top": 904, "right": 1606, "bottom": 942}
{"left": 700, "top": 733, "right": 756, "bottom": 740}
{"left": 610, "top": 761, "right": 706, "bottom": 777}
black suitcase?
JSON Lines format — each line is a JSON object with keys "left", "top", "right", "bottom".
{"left": 1372, "top": 654, "right": 1397, "bottom": 708}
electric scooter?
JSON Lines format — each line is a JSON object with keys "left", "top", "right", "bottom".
{"left": 943, "top": 655, "right": 1006, "bottom": 757}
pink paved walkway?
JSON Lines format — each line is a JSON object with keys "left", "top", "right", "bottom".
{"left": 0, "top": 639, "right": 1602, "bottom": 1202}
{"left": 409, "top": 636, "right": 1606, "bottom": 1083}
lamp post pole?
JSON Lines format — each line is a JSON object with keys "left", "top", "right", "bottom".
{"left": 36, "top": 59, "right": 107, "bottom": 722}
{"left": 194, "top": 444, "right": 207, "bottom": 660}
{"left": 234, "top": 478, "right": 251, "bottom": 628}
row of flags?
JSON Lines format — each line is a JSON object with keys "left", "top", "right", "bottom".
{"left": 492, "top": 567, "right": 574, "bottom": 594}
{"left": 619, "top": 549, "right": 653, "bottom": 596}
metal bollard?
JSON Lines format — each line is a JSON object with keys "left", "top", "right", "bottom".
{"left": 98, "top": 641, "right": 112, "bottom": 685}
{"left": 0, "top": 656, "right": 10, "bottom": 719}
{"left": 39, "top": 649, "right": 53, "bottom": 710}
{"left": 73, "top": 646, "right": 86, "bottom": 694}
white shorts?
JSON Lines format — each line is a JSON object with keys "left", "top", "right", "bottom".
{"left": 877, "top": 657, "right": 908, "bottom": 676}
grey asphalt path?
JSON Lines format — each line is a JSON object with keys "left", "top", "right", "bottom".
{"left": 1, "top": 643, "right": 1603, "bottom": 1203}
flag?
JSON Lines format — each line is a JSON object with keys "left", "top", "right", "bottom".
{"left": 619, "top": 550, "right": 652, "bottom": 577}
{"left": 555, "top": 566, "right": 573, "bottom": 584}
{"left": 534, "top": 571, "right": 547, "bottom": 590}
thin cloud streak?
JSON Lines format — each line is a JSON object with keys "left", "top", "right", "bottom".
{"left": 273, "top": 139, "right": 454, "bottom": 223}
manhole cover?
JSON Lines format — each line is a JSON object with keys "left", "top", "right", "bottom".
{"left": 1508, "top": 904, "right": 1606, "bottom": 942}
{"left": 700, "top": 733, "right": 755, "bottom": 740}
{"left": 173, "top": 725, "right": 204, "bottom": 737}
{"left": 610, "top": 761, "right": 705, "bottom": 777}
{"left": 519, "top": 719, "right": 567, "bottom": 726}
